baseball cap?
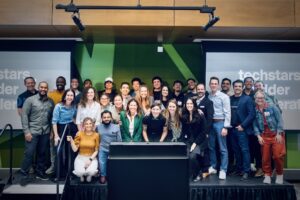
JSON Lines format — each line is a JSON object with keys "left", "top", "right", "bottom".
{"left": 105, "top": 77, "right": 113, "bottom": 83}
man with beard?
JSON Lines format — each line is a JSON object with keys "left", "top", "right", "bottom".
{"left": 20, "top": 81, "right": 54, "bottom": 185}
{"left": 46, "top": 76, "right": 66, "bottom": 175}
{"left": 170, "top": 80, "right": 185, "bottom": 108}
{"left": 185, "top": 78, "right": 198, "bottom": 100}
{"left": 221, "top": 78, "right": 233, "bottom": 96}
{"left": 97, "top": 110, "right": 122, "bottom": 184}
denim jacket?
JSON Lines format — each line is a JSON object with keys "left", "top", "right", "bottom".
{"left": 253, "top": 104, "right": 284, "bottom": 135}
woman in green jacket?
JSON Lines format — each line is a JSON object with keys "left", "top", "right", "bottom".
{"left": 120, "top": 99, "right": 143, "bottom": 142}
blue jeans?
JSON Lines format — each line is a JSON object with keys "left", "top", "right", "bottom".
{"left": 21, "top": 134, "right": 49, "bottom": 175}
{"left": 230, "top": 129, "right": 250, "bottom": 173}
{"left": 208, "top": 121, "right": 228, "bottom": 172}
{"left": 99, "top": 150, "right": 109, "bottom": 177}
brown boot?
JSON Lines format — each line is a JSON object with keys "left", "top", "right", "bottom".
{"left": 255, "top": 168, "right": 264, "bottom": 177}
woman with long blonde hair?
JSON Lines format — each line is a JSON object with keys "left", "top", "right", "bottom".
{"left": 135, "top": 85, "right": 154, "bottom": 116}
{"left": 162, "top": 99, "right": 182, "bottom": 142}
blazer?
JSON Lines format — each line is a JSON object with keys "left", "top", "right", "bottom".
{"left": 197, "top": 96, "right": 214, "bottom": 134}
{"left": 119, "top": 111, "right": 143, "bottom": 142}
{"left": 230, "top": 94, "right": 255, "bottom": 135}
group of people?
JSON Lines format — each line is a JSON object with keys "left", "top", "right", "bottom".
{"left": 17, "top": 74, "right": 286, "bottom": 185}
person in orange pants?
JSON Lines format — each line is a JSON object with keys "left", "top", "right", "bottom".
{"left": 253, "top": 90, "right": 285, "bottom": 184}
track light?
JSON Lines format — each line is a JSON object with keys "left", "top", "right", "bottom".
{"left": 72, "top": 12, "right": 85, "bottom": 32}
{"left": 57, "top": 1, "right": 220, "bottom": 32}
{"left": 203, "top": 14, "right": 220, "bottom": 31}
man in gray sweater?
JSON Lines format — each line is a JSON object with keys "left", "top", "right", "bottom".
{"left": 20, "top": 81, "right": 54, "bottom": 184}
{"left": 97, "top": 110, "right": 122, "bottom": 184}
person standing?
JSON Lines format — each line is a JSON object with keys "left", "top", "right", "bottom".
{"left": 253, "top": 90, "right": 286, "bottom": 184}
{"left": 243, "top": 76, "right": 263, "bottom": 176}
{"left": 151, "top": 76, "right": 163, "bottom": 101}
{"left": 180, "top": 98, "right": 208, "bottom": 181}
{"left": 196, "top": 83, "right": 214, "bottom": 139}
{"left": 221, "top": 78, "right": 233, "bottom": 96}
{"left": 243, "top": 77, "right": 255, "bottom": 99}
{"left": 170, "top": 80, "right": 185, "bottom": 108}
{"left": 185, "top": 78, "right": 198, "bottom": 100}
{"left": 97, "top": 110, "right": 122, "bottom": 184}
{"left": 110, "top": 95, "right": 124, "bottom": 124}
{"left": 135, "top": 85, "right": 154, "bottom": 116}
{"left": 76, "top": 87, "right": 101, "bottom": 131}
{"left": 119, "top": 82, "right": 132, "bottom": 108}
{"left": 98, "top": 77, "right": 117, "bottom": 102}
{"left": 208, "top": 77, "right": 231, "bottom": 180}
{"left": 120, "top": 99, "right": 143, "bottom": 142}
{"left": 229, "top": 80, "right": 255, "bottom": 180}
{"left": 46, "top": 76, "right": 67, "bottom": 175}
{"left": 71, "top": 78, "right": 81, "bottom": 97}
{"left": 17, "top": 76, "right": 38, "bottom": 116}
{"left": 130, "top": 77, "right": 142, "bottom": 97}
{"left": 158, "top": 85, "right": 171, "bottom": 110}
{"left": 52, "top": 89, "right": 77, "bottom": 178}
{"left": 142, "top": 103, "right": 168, "bottom": 142}
{"left": 162, "top": 99, "right": 182, "bottom": 142}
{"left": 20, "top": 81, "right": 54, "bottom": 184}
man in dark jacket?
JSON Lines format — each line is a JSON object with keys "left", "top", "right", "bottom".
{"left": 229, "top": 80, "right": 255, "bottom": 180}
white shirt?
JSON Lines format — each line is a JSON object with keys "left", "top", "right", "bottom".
{"left": 127, "top": 113, "right": 136, "bottom": 137}
{"left": 76, "top": 101, "right": 101, "bottom": 126}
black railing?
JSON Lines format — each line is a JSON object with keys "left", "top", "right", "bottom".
{"left": 56, "top": 124, "right": 71, "bottom": 200}
{"left": 0, "top": 124, "right": 14, "bottom": 185}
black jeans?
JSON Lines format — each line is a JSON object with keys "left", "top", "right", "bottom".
{"left": 55, "top": 123, "right": 77, "bottom": 178}
{"left": 21, "top": 134, "right": 50, "bottom": 175}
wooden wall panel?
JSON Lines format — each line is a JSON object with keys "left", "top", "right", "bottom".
{"left": 296, "top": 0, "right": 300, "bottom": 27}
{"left": 52, "top": 0, "right": 174, "bottom": 26}
{"left": 0, "top": 0, "right": 52, "bottom": 25}
{"left": 175, "top": 0, "right": 295, "bottom": 27}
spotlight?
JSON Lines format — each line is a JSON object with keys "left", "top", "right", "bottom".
{"left": 72, "top": 12, "right": 85, "bottom": 32}
{"left": 203, "top": 16, "right": 220, "bottom": 31}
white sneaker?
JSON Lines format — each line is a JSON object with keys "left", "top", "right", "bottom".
{"left": 208, "top": 167, "right": 217, "bottom": 174}
{"left": 86, "top": 175, "right": 92, "bottom": 182}
{"left": 250, "top": 163, "right": 257, "bottom": 172}
{"left": 263, "top": 176, "right": 271, "bottom": 184}
{"left": 275, "top": 175, "right": 283, "bottom": 184}
{"left": 45, "top": 165, "right": 54, "bottom": 175}
{"left": 219, "top": 170, "right": 226, "bottom": 180}
{"left": 80, "top": 176, "right": 85, "bottom": 182}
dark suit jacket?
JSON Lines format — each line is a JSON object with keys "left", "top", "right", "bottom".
{"left": 119, "top": 111, "right": 143, "bottom": 142}
{"left": 230, "top": 94, "right": 255, "bottom": 135}
{"left": 197, "top": 96, "right": 214, "bottom": 134}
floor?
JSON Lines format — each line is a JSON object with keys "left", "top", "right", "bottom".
{"left": 1, "top": 168, "right": 300, "bottom": 199}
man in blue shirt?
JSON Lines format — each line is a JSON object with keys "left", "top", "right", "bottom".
{"left": 208, "top": 77, "right": 231, "bottom": 180}
{"left": 17, "top": 77, "right": 37, "bottom": 116}
{"left": 97, "top": 110, "right": 122, "bottom": 184}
